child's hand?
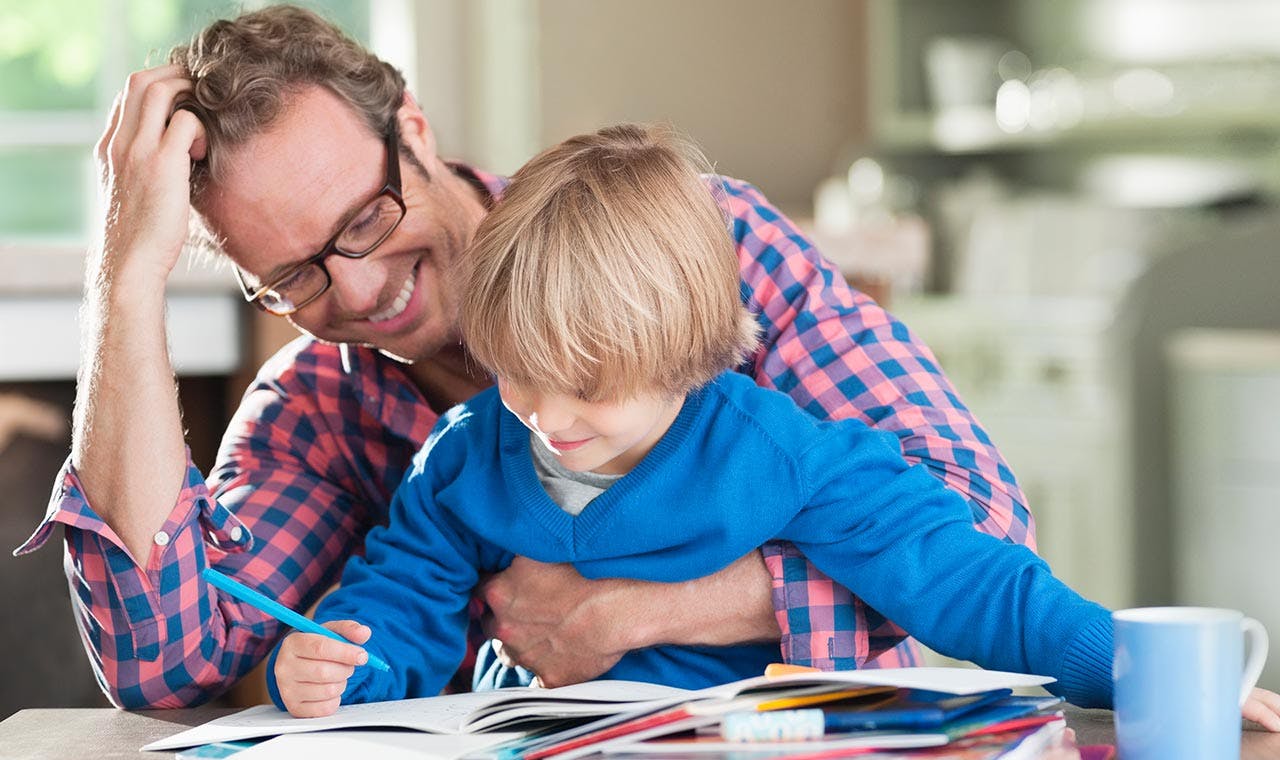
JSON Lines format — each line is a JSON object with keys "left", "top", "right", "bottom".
{"left": 274, "top": 620, "right": 373, "bottom": 718}
{"left": 1244, "top": 686, "right": 1280, "bottom": 732}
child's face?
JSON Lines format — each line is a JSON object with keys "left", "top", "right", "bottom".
{"left": 497, "top": 379, "right": 684, "bottom": 475}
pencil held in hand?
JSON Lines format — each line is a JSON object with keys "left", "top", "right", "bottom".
{"left": 202, "top": 568, "right": 391, "bottom": 672}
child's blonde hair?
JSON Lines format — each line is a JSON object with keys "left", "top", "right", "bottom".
{"left": 457, "top": 123, "right": 759, "bottom": 400}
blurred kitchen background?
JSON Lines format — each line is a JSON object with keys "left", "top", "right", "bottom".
{"left": 2, "top": 0, "right": 1278, "bottom": 716}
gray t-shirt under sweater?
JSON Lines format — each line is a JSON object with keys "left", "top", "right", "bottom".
{"left": 528, "top": 433, "right": 622, "bottom": 515}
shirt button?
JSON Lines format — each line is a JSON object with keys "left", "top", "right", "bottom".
{"left": 229, "top": 526, "right": 243, "bottom": 542}
{"left": 154, "top": 531, "right": 170, "bottom": 547}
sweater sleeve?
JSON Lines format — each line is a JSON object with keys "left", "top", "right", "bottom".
{"left": 777, "top": 422, "right": 1113, "bottom": 708}
{"left": 268, "top": 406, "right": 490, "bottom": 706}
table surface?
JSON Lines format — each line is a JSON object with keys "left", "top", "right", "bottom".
{"left": 3, "top": 705, "right": 1280, "bottom": 759}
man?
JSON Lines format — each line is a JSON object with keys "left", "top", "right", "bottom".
{"left": 15, "top": 6, "right": 1035, "bottom": 708}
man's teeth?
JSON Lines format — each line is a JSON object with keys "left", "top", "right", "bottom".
{"left": 369, "top": 272, "right": 416, "bottom": 322}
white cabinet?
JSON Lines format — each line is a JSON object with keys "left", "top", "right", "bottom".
{"left": 891, "top": 295, "right": 1133, "bottom": 609}
{"left": 1168, "top": 328, "right": 1280, "bottom": 691}
{"left": 0, "top": 245, "right": 242, "bottom": 381}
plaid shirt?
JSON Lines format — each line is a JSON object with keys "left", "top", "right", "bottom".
{"left": 16, "top": 168, "right": 1033, "bottom": 708}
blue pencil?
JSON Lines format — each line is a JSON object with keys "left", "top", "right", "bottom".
{"left": 202, "top": 567, "right": 391, "bottom": 672}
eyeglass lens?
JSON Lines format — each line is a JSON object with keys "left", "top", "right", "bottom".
{"left": 258, "top": 193, "right": 404, "bottom": 314}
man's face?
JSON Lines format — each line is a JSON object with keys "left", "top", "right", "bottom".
{"left": 201, "top": 86, "right": 487, "bottom": 364}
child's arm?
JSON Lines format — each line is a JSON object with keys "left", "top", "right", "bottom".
{"left": 779, "top": 423, "right": 1112, "bottom": 708}
{"left": 266, "top": 407, "right": 494, "bottom": 706}
{"left": 272, "top": 621, "right": 372, "bottom": 717}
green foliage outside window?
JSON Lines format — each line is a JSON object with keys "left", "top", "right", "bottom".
{"left": 0, "top": 0, "right": 369, "bottom": 240}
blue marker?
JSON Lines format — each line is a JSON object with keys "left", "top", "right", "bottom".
{"left": 202, "top": 567, "right": 391, "bottom": 672}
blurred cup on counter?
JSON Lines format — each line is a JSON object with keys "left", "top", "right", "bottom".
{"left": 924, "top": 35, "right": 1008, "bottom": 110}
{"left": 810, "top": 163, "right": 929, "bottom": 307}
{"left": 1114, "top": 607, "right": 1267, "bottom": 760}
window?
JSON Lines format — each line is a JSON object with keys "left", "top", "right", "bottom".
{"left": 0, "top": 0, "right": 372, "bottom": 244}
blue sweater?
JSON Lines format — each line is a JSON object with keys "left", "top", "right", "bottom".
{"left": 268, "top": 371, "right": 1113, "bottom": 707}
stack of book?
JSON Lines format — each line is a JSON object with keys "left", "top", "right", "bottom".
{"left": 147, "top": 667, "right": 1097, "bottom": 759}
{"left": 503, "top": 668, "right": 1069, "bottom": 760}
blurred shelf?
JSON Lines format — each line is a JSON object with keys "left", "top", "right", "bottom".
{"left": 0, "top": 242, "right": 237, "bottom": 295}
{"left": 871, "top": 106, "right": 1280, "bottom": 156}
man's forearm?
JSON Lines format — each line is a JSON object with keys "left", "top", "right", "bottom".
{"left": 71, "top": 272, "right": 188, "bottom": 564}
{"left": 624, "top": 551, "right": 780, "bottom": 650}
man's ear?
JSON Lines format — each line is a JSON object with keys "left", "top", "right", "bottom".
{"left": 396, "top": 92, "right": 436, "bottom": 164}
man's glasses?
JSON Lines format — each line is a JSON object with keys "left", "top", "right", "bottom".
{"left": 234, "top": 123, "right": 407, "bottom": 316}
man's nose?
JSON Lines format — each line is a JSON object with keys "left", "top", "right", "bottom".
{"left": 324, "top": 254, "right": 383, "bottom": 316}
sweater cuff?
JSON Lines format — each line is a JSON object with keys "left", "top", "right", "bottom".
{"left": 265, "top": 645, "right": 286, "bottom": 711}
{"left": 1056, "top": 614, "right": 1114, "bottom": 709}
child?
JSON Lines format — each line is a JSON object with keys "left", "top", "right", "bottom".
{"left": 268, "top": 123, "right": 1116, "bottom": 717}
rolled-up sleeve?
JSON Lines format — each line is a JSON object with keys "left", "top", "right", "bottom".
{"left": 15, "top": 351, "right": 374, "bottom": 708}
{"left": 16, "top": 452, "right": 253, "bottom": 706}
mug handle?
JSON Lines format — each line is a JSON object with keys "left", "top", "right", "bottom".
{"left": 1239, "top": 616, "right": 1269, "bottom": 708}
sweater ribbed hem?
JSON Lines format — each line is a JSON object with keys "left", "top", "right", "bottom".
{"left": 1056, "top": 614, "right": 1114, "bottom": 708}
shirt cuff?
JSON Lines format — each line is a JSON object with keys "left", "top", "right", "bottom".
{"left": 12, "top": 450, "right": 252, "bottom": 561}
{"left": 762, "top": 541, "right": 862, "bottom": 670}
{"left": 11, "top": 450, "right": 254, "bottom": 653}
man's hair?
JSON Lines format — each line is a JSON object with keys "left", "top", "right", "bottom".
{"left": 168, "top": 4, "right": 405, "bottom": 196}
{"left": 457, "top": 123, "right": 760, "bottom": 401}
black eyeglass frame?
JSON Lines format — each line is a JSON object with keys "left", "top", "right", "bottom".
{"left": 233, "top": 123, "right": 407, "bottom": 316}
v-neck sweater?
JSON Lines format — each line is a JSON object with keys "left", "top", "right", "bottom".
{"left": 282, "top": 371, "right": 1112, "bottom": 708}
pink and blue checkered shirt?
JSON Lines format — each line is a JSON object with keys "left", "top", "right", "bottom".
{"left": 16, "top": 167, "right": 1034, "bottom": 708}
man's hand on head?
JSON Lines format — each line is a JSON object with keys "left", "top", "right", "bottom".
{"left": 478, "top": 557, "right": 630, "bottom": 687}
{"left": 72, "top": 64, "right": 210, "bottom": 564}
{"left": 94, "top": 64, "right": 207, "bottom": 291}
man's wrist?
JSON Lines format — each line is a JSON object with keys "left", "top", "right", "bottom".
{"left": 616, "top": 554, "right": 782, "bottom": 651}
{"left": 611, "top": 575, "right": 717, "bottom": 650}
{"left": 97, "top": 264, "right": 169, "bottom": 314}
{"left": 587, "top": 576, "right": 660, "bottom": 655}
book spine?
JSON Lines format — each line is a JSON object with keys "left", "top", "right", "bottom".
{"left": 719, "top": 710, "right": 825, "bottom": 742}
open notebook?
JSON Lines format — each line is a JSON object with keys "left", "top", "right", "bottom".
{"left": 144, "top": 667, "right": 1054, "bottom": 752}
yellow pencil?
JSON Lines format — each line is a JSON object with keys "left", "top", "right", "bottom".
{"left": 763, "top": 662, "right": 821, "bottom": 677}
{"left": 754, "top": 686, "right": 894, "bottom": 711}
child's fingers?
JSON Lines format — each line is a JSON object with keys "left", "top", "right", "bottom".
{"left": 289, "top": 658, "right": 357, "bottom": 684}
{"left": 276, "top": 633, "right": 356, "bottom": 687}
{"left": 286, "top": 679, "right": 348, "bottom": 704}
{"left": 325, "top": 619, "right": 373, "bottom": 646}
{"left": 1244, "top": 688, "right": 1280, "bottom": 732}
{"left": 291, "top": 628, "right": 370, "bottom": 666}
{"left": 291, "top": 657, "right": 357, "bottom": 683}
{"left": 287, "top": 693, "right": 343, "bottom": 719}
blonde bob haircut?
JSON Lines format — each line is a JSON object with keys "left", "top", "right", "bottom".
{"left": 458, "top": 123, "right": 760, "bottom": 401}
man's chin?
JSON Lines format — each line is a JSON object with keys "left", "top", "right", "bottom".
{"left": 376, "top": 346, "right": 415, "bottom": 364}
